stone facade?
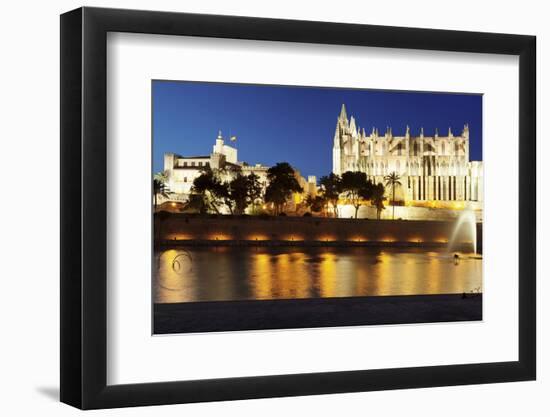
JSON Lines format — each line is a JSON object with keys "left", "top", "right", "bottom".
{"left": 332, "top": 104, "right": 483, "bottom": 203}
{"left": 164, "top": 131, "right": 270, "bottom": 197}
{"left": 154, "top": 214, "right": 477, "bottom": 252}
{"left": 162, "top": 131, "right": 316, "bottom": 211}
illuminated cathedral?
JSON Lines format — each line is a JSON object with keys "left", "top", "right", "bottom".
{"left": 332, "top": 104, "right": 483, "bottom": 203}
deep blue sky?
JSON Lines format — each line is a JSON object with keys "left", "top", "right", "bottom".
{"left": 153, "top": 81, "right": 482, "bottom": 178}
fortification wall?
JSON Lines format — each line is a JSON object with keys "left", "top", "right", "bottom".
{"left": 155, "top": 214, "right": 480, "bottom": 251}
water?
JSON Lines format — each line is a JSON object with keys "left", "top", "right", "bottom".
{"left": 449, "top": 210, "right": 477, "bottom": 254}
{"left": 154, "top": 246, "right": 482, "bottom": 303}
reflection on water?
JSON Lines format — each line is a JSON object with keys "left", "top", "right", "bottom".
{"left": 154, "top": 247, "right": 482, "bottom": 303}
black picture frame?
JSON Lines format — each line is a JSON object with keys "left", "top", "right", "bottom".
{"left": 60, "top": 6, "right": 536, "bottom": 409}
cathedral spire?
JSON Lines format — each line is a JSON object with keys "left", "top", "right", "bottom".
{"left": 462, "top": 123, "right": 470, "bottom": 139}
{"left": 339, "top": 103, "right": 348, "bottom": 121}
{"left": 349, "top": 115, "right": 357, "bottom": 136}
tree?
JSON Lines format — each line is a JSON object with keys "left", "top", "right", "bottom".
{"left": 183, "top": 193, "right": 208, "bottom": 214}
{"left": 153, "top": 171, "right": 169, "bottom": 210}
{"left": 227, "top": 174, "right": 249, "bottom": 215}
{"left": 264, "top": 162, "right": 303, "bottom": 215}
{"left": 153, "top": 178, "right": 168, "bottom": 210}
{"left": 371, "top": 183, "right": 386, "bottom": 220}
{"left": 384, "top": 172, "right": 402, "bottom": 220}
{"left": 154, "top": 170, "right": 168, "bottom": 183}
{"left": 220, "top": 172, "right": 265, "bottom": 215}
{"left": 319, "top": 173, "right": 342, "bottom": 217}
{"left": 340, "top": 171, "right": 373, "bottom": 219}
{"left": 304, "top": 193, "right": 326, "bottom": 214}
{"left": 246, "top": 172, "right": 264, "bottom": 212}
{"left": 191, "top": 167, "right": 226, "bottom": 214}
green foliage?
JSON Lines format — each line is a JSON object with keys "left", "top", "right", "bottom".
{"left": 384, "top": 172, "right": 402, "bottom": 220}
{"left": 304, "top": 193, "right": 326, "bottom": 214}
{"left": 246, "top": 172, "right": 264, "bottom": 209}
{"left": 154, "top": 170, "right": 169, "bottom": 183}
{"left": 319, "top": 173, "right": 342, "bottom": 217}
{"left": 371, "top": 183, "right": 386, "bottom": 219}
{"left": 189, "top": 167, "right": 226, "bottom": 214}
{"left": 340, "top": 171, "right": 374, "bottom": 219}
{"left": 183, "top": 194, "right": 208, "bottom": 214}
{"left": 188, "top": 169, "right": 265, "bottom": 215}
{"left": 264, "top": 162, "right": 303, "bottom": 215}
{"left": 152, "top": 177, "right": 169, "bottom": 209}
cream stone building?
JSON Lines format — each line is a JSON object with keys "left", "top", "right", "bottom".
{"left": 161, "top": 131, "right": 316, "bottom": 211}
{"left": 162, "top": 131, "right": 269, "bottom": 200}
{"left": 332, "top": 104, "right": 483, "bottom": 204}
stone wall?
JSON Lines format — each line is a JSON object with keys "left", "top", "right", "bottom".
{"left": 338, "top": 204, "right": 483, "bottom": 222}
{"left": 155, "top": 214, "right": 480, "bottom": 251}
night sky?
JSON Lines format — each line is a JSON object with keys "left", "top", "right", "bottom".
{"left": 152, "top": 81, "right": 482, "bottom": 179}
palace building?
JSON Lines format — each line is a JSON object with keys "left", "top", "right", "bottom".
{"left": 162, "top": 131, "right": 316, "bottom": 211}
{"left": 163, "top": 131, "right": 270, "bottom": 197}
{"left": 332, "top": 104, "right": 483, "bottom": 203}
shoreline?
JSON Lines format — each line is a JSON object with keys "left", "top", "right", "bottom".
{"left": 154, "top": 293, "right": 482, "bottom": 334}
{"left": 157, "top": 239, "right": 453, "bottom": 248}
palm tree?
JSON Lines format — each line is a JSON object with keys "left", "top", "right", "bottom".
{"left": 153, "top": 179, "right": 168, "bottom": 210}
{"left": 154, "top": 171, "right": 168, "bottom": 183}
{"left": 153, "top": 171, "right": 169, "bottom": 210}
{"left": 384, "top": 172, "right": 402, "bottom": 220}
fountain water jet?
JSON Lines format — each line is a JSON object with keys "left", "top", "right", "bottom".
{"left": 448, "top": 210, "right": 477, "bottom": 254}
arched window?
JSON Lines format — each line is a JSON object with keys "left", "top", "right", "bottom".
{"left": 414, "top": 142, "right": 419, "bottom": 156}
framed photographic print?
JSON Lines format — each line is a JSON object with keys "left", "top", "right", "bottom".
{"left": 60, "top": 6, "right": 536, "bottom": 409}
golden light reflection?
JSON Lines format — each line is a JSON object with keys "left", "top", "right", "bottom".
{"left": 154, "top": 247, "right": 483, "bottom": 303}
{"left": 249, "top": 234, "right": 269, "bottom": 241}
{"left": 169, "top": 234, "right": 192, "bottom": 240}
{"left": 155, "top": 249, "right": 197, "bottom": 303}
{"left": 374, "top": 251, "right": 392, "bottom": 295}
{"left": 318, "top": 252, "right": 337, "bottom": 297}
{"left": 208, "top": 233, "right": 232, "bottom": 241}
{"left": 251, "top": 253, "right": 272, "bottom": 299}
{"left": 281, "top": 235, "right": 304, "bottom": 242}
